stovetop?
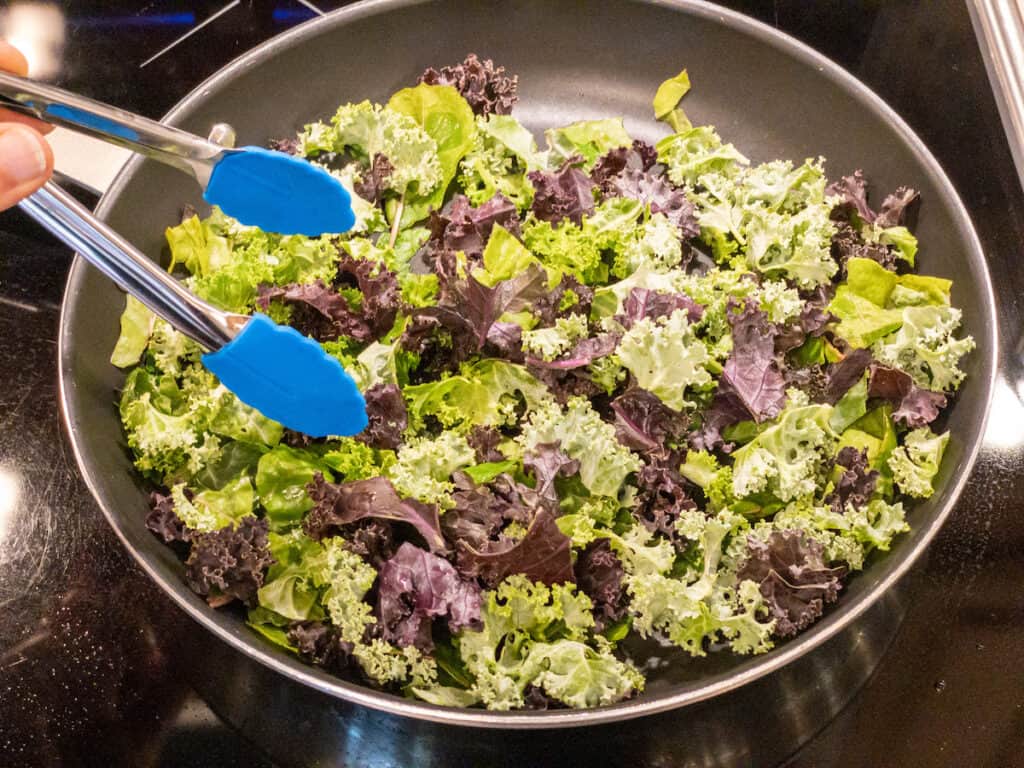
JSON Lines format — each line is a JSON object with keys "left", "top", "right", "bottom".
{"left": 1, "top": 2, "right": 1022, "bottom": 766}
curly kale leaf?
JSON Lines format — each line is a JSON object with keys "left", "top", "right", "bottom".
{"left": 868, "top": 364, "right": 947, "bottom": 428}
{"left": 377, "top": 542, "right": 482, "bottom": 651}
{"left": 528, "top": 157, "right": 598, "bottom": 226}
{"left": 304, "top": 473, "right": 445, "bottom": 552}
{"left": 358, "top": 383, "right": 408, "bottom": 450}
{"left": 718, "top": 298, "right": 787, "bottom": 422}
{"left": 825, "top": 447, "right": 879, "bottom": 515}
{"left": 459, "top": 508, "right": 575, "bottom": 587}
{"left": 737, "top": 529, "right": 845, "bottom": 638}
{"left": 888, "top": 427, "right": 949, "bottom": 499}
{"left": 517, "top": 397, "right": 642, "bottom": 498}
{"left": 611, "top": 388, "right": 690, "bottom": 454}
{"left": 573, "top": 540, "right": 628, "bottom": 632}
{"left": 617, "top": 308, "right": 712, "bottom": 411}
{"left": 185, "top": 516, "right": 275, "bottom": 607}
{"left": 419, "top": 53, "right": 518, "bottom": 117}
{"left": 456, "top": 575, "right": 642, "bottom": 710}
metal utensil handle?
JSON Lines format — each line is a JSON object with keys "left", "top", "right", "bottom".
{"left": 0, "top": 71, "right": 224, "bottom": 185}
{"left": 20, "top": 182, "right": 236, "bottom": 351}
{"left": 969, "top": 0, "right": 1024, "bottom": 193}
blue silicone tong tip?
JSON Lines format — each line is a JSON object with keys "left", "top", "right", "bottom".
{"left": 204, "top": 147, "right": 357, "bottom": 237}
{"left": 202, "top": 315, "right": 368, "bottom": 438}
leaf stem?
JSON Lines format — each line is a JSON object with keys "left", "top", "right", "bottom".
{"left": 389, "top": 192, "right": 405, "bottom": 249}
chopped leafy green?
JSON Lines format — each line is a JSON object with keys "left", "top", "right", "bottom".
{"left": 113, "top": 61, "right": 972, "bottom": 713}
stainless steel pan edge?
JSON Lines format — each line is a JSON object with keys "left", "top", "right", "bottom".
{"left": 57, "top": 0, "right": 997, "bottom": 732}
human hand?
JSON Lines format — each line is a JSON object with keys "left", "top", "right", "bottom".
{"left": 0, "top": 41, "right": 53, "bottom": 211}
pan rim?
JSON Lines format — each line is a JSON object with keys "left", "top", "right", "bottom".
{"left": 58, "top": 0, "right": 997, "bottom": 729}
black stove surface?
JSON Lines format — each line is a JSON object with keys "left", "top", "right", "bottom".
{"left": 1, "top": 2, "right": 1022, "bottom": 766}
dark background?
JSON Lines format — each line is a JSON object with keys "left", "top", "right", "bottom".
{"left": 0, "top": 1, "right": 1021, "bottom": 766}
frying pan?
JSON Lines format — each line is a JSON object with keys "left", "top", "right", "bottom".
{"left": 57, "top": 0, "right": 996, "bottom": 765}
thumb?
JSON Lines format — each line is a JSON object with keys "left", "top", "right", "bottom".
{"left": 0, "top": 123, "right": 53, "bottom": 211}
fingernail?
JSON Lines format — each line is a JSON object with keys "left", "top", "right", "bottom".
{"left": 0, "top": 126, "right": 47, "bottom": 185}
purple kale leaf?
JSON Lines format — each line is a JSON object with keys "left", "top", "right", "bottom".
{"left": 377, "top": 542, "right": 482, "bottom": 651}
{"left": 529, "top": 157, "right": 597, "bottom": 226}
{"left": 823, "top": 348, "right": 873, "bottom": 405}
{"left": 443, "top": 478, "right": 506, "bottom": 551}
{"left": 287, "top": 620, "right": 353, "bottom": 672}
{"left": 258, "top": 256, "right": 399, "bottom": 343}
{"left": 868, "top": 364, "right": 947, "bottom": 428}
{"left": 831, "top": 222, "right": 896, "bottom": 272}
{"left": 343, "top": 519, "right": 397, "bottom": 569}
{"left": 418, "top": 53, "right": 518, "bottom": 117}
{"left": 404, "top": 264, "right": 549, "bottom": 368}
{"left": 776, "top": 285, "right": 834, "bottom": 354}
{"left": 718, "top": 298, "right": 786, "bottom": 422}
{"left": 574, "top": 539, "right": 627, "bottom": 632}
{"left": 304, "top": 474, "right": 445, "bottom": 553}
{"left": 875, "top": 186, "right": 920, "bottom": 229}
{"left": 467, "top": 425, "right": 506, "bottom": 463}
{"left": 257, "top": 279, "right": 361, "bottom": 342}
{"left": 618, "top": 287, "right": 703, "bottom": 329}
{"left": 827, "top": 170, "right": 920, "bottom": 271}
{"left": 443, "top": 473, "right": 539, "bottom": 551}
{"left": 425, "top": 193, "right": 520, "bottom": 267}
{"left": 185, "top": 516, "right": 274, "bottom": 608}
{"left": 737, "top": 530, "right": 846, "bottom": 639}
{"left": 523, "top": 442, "right": 580, "bottom": 508}
{"left": 147, "top": 490, "right": 190, "bottom": 544}
{"left": 458, "top": 508, "right": 575, "bottom": 587}
{"left": 611, "top": 388, "right": 690, "bottom": 454}
{"left": 634, "top": 463, "right": 698, "bottom": 547}
{"left": 825, "top": 446, "right": 879, "bottom": 514}
{"left": 826, "top": 170, "right": 875, "bottom": 223}
{"left": 525, "top": 332, "right": 620, "bottom": 371}
{"left": 358, "top": 383, "right": 407, "bottom": 450}
{"left": 591, "top": 143, "right": 698, "bottom": 237}
{"left": 612, "top": 169, "right": 699, "bottom": 238}
{"left": 352, "top": 153, "right": 394, "bottom": 204}
{"left": 689, "top": 390, "right": 750, "bottom": 453}
{"left": 268, "top": 137, "right": 299, "bottom": 155}
{"left": 590, "top": 141, "right": 657, "bottom": 190}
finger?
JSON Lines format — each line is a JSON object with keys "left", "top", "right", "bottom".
{"left": 0, "top": 41, "right": 53, "bottom": 134}
{"left": 0, "top": 41, "right": 30, "bottom": 75}
{"left": 0, "top": 123, "right": 53, "bottom": 211}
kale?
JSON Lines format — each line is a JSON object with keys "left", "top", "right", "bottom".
{"left": 737, "top": 530, "right": 845, "bottom": 638}
{"left": 185, "top": 516, "right": 274, "bottom": 607}
{"left": 419, "top": 53, "right": 518, "bottom": 117}
{"left": 304, "top": 474, "right": 445, "bottom": 552}
{"left": 574, "top": 539, "right": 628, "bottom": 631}
{"left": 377, "top": 542, "right": 482, "bottom": 651}
{"left": 358, "top": 383, "right": 408, "bottom": 450}
{"left": 147, "top": 489, "right": 190, "bottom": 544}
{"left": 528, "top": 157, "right": 597, "bottom": 226}
{"left": 457, "top": 508, "right": 575, "bottom": 587}
{"left": 288, "top": 620, "right": 353, "bottom": 671}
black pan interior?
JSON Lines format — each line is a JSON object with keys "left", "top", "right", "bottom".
{"left": 59, "top": 0, "right": 995, "bottom": 720}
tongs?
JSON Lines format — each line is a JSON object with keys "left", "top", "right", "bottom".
{"left": 0, "top": 70, "right": 354, "bottom": 235}
{"left": 4, "top": 75, "right": 367, "bottom": 438}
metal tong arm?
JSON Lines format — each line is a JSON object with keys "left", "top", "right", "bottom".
{"left": 969, "top": 0, "right": 1024, "bottom": 193}
{"left": 20, "top": 182, "right": 245, "bottom": 351}
{"left": 0, "top": 71, "right": 225, "bottom": 185}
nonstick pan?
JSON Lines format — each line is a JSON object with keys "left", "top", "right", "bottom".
{"left": 58, "top": 1, "right": 996, "bottom": 765}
